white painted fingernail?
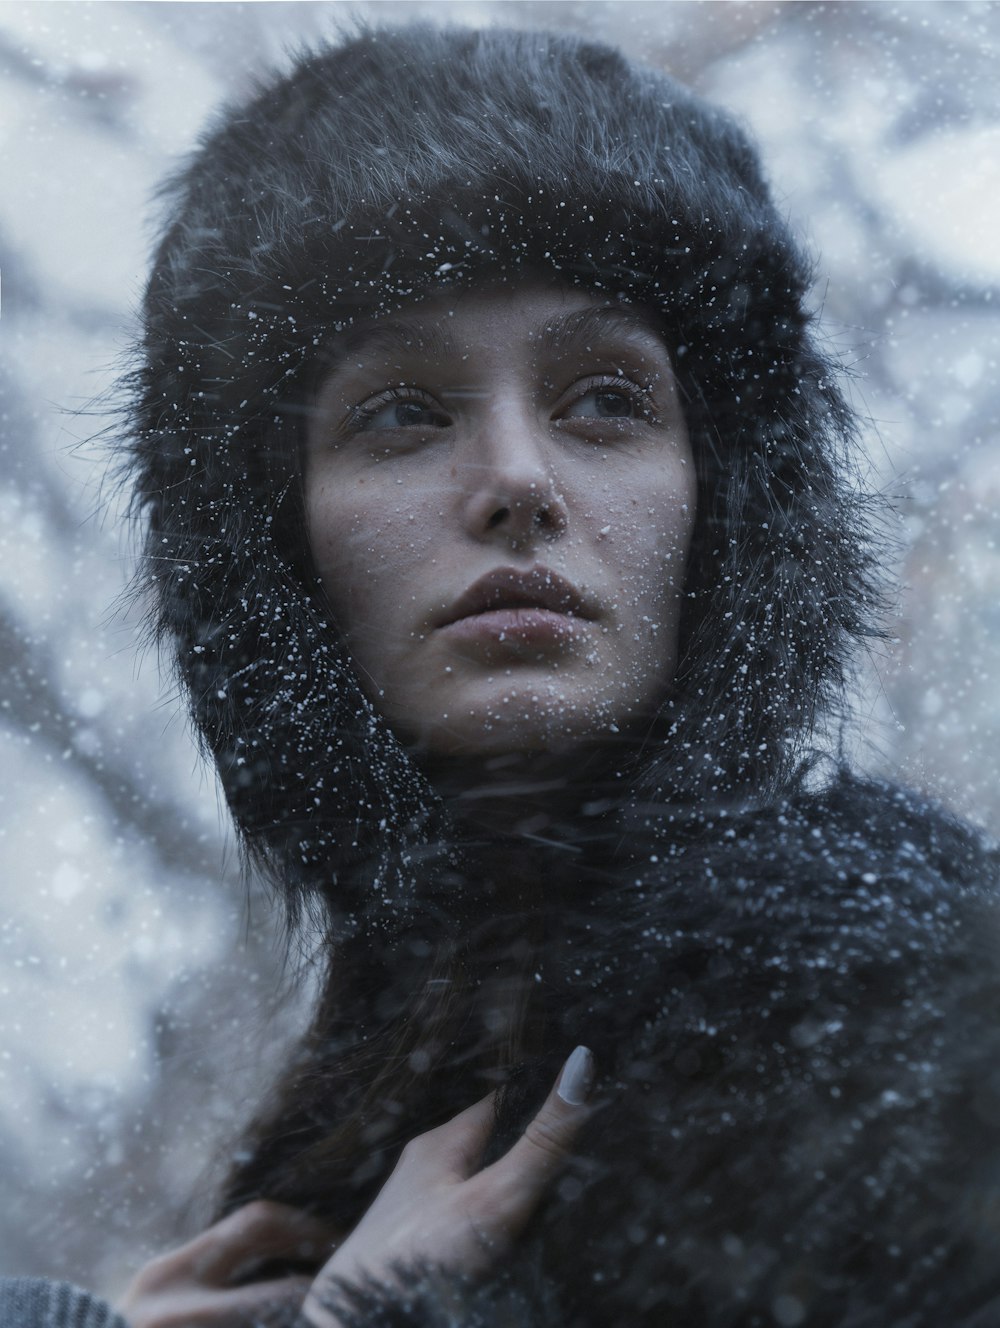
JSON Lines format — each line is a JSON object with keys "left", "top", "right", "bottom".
{"left": 557, "top": 1045, "right": 594, "bottom": 1106}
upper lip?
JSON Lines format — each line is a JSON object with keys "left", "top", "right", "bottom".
{"left": 436, "top": 566, "right": 597, "bottom": 628}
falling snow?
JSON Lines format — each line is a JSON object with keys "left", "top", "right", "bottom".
{"left": 2, "top": 0, "right": 1000, "bottom": 1306}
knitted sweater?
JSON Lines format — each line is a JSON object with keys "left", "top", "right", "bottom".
{"left": 0, "top": 1280, "right": 126, "bottom": 1328}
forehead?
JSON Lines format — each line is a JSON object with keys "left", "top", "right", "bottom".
{"left": 324, "top": 281, "right": 668, "bottom": 367}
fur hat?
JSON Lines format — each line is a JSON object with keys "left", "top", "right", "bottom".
{"left": 123, "top": 25, "right": 881, "bottom": 927}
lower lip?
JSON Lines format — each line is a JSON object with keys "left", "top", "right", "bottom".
{"left": 440, "top": 608, "right": 585, "bottom": 645}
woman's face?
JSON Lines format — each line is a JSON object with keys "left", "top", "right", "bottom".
{"left": 305, "top": 283, "right": 696, "bottom": 756}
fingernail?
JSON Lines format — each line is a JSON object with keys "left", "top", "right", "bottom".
{"left": 557, "top": 1045, "right": 594, "bottom": 1106}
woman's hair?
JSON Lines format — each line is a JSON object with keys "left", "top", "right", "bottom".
{"left": 124, "top": 24, "right": 882, "bottom": 934}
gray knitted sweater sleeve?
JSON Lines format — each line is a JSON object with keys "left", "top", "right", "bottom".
{"left": 0, "top": 1280, "right": 128, "bottom": 1328}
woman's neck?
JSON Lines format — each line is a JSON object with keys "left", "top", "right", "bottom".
{"left": 418, "top": 742, "right": 625, "bottom": 843}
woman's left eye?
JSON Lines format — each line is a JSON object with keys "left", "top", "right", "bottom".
{"left": 560, "top": 380, "right": 649, "bottom": 422}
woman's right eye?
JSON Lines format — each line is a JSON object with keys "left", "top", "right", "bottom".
{"left": 352, "top": 392, "right": 450, "bottom": 433}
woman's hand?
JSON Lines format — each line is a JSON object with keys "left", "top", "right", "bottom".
{"left": 118, "top": 1046, "right": 593, "bottom": 1328}
{"left": 301, "top": 1045, "right": 595, "bottom": 1328}
{"left": 118, "top": 1200, "right": 338, "bottom": 1327}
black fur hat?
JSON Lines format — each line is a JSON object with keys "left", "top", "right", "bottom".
{"left": 124, "top": 25, "right": 881, "bottom": 928}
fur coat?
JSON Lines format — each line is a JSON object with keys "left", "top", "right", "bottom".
{"left": 286, "top": 771, "right": 1000, "bottom": 1328}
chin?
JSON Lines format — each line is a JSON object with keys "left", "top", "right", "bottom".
{"left": 402, "top": 692, "right": 657, "bottom": 759}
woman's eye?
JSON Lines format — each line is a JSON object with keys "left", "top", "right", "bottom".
{"left": 354, "top": 395, "right": 449, "bottom": 432}
{"left": 561, "top": 384, "right": 646, "bottom": 421}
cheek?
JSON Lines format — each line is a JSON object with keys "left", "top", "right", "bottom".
{"left": 593, "top": 468, "right": 697, "bottom": 604}
{"left": 306, "top": 483, "right": 435, "bottom": 639}
{"left": 609, "top": 482, "right": 696, "bottom": 700}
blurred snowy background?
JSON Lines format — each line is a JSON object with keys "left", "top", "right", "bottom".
{"left": 2, "top": 0, "right": 999, "bottom": 1299}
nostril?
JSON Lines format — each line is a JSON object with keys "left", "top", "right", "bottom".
{"left": 487, "top": 506, "right": 510, "bottom": 529}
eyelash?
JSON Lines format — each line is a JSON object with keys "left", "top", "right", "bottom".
{"left": 565, "top": 374, "right": 656, "bottom": 422}
{"left": 346, "top": 386, "right": 445, "bottom": 433}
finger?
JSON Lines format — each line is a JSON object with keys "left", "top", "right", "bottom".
{"left": 400, "top": 1089, "right": 498, "bottom": 1177}
{"left": 476, "top": 1046, "right": 594, "bottom": 1232}
{"left": 196, "top": 1273, "right": 313, "bottom": 1326}
{"left": 147, "top": 1274, "right": 313, "bottom": 1327}
{"left": 185, "top": 1201, "right": 338, "bottom": 1285}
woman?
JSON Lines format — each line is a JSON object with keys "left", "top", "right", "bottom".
{"left": 6, "top": 22, "right": 1000, "bottom": 1328}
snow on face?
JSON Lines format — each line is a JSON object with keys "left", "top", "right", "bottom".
{"left": 305, "top": 283, "right": 696, "bottom": 756}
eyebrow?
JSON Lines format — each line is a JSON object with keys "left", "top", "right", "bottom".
{"left": 536, "top": 305, "right": 665, "bottom": 357}
{"left": 330, "top": 302, "right": 665, "bottom": 367}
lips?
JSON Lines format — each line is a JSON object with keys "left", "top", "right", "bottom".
{"left": 436, "top": 566, "right": 596, "bottom": 630}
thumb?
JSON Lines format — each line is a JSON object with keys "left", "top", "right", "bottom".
{"left": 478, "top": 1046, "right": 595, "bottom": 1232}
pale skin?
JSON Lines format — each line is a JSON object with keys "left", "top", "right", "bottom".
{"left": 121, "top": 280, "right": 694, "bottom": 1325}
{"left": 305, "top": 283, "right": 695, "bottom": 758}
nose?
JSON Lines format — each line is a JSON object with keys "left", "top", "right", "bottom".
{"left": 462, "top": 411, "right": 568, "bottom": 546}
